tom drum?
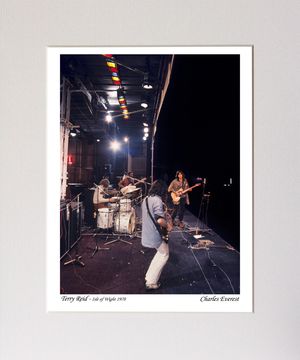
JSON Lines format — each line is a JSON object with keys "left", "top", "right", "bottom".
{"left": 119, "top": 198, "right": 132, "bottom": 212}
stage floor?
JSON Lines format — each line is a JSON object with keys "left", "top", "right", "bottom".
{"left": 60, "top": 209, "right": 240, "bottom": 295}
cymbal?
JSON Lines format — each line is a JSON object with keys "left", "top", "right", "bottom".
{"left": 126, "top": 188, "right": 140, "bottom": 193}
{"left": 120, "top": 185, "right": 137, "bottom": 195}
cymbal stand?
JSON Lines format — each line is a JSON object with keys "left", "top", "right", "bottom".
{"left": 91, "top": 232, "right": 111, "bottom": 257}
{"left": 64, "top": 240, "right": 85, "bottom": 267}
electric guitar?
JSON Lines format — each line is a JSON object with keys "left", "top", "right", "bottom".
{"left": 159, "top": 208, "right": 173, "bottom": 243}
{"left": 171, "top": 183, "right": 201, "bottom": 205}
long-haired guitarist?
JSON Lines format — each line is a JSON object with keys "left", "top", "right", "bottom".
{"left": 141, "top": 180, "right": 173, "bottom": 290}
{"left": 168, "top": 170, "right": 190, "bottom": 229}
{"left": 168, "top": 171, "right": 201, "bottom": 229}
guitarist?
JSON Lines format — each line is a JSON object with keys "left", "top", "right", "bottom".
{"left": 141, "top": 180, "right": 173, "bottom": 290}
{"left": 168, "top": 170, "right": 190, "bottom": 229}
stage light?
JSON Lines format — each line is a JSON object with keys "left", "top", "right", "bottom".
{"left": 67, "top": 155, "right": 73, "bottom": 165}
{"left": 97, "top": 139, "right": 100, "bottom": 142}
{"left": 143, "top": 127, "right": 149, "bottom": 133}
{"left": 124, "top": 137, "right": 129, "bottom": 143}
{"left": 105, "top": 113, "right": 112, "bottom": 123}
{"left": 145, "top": 133, "right": 149, "bottom": 138}
{"left": 141, "top": 102, "right": 148, "bottom": 108}
{"left": 70, "top": 132, "right": 76, "bottom": 137}
{"left": 143, "top": 122, "right": 148, "bottom": 127}
{"left": 143, "top": 82, "right": 153, "bottom": 89}
{"left": 110, "top": 140, "right": 121, "bottom": 151}
{"left": 142, "top": 73, "right": 153, "bottom": 89}
{"left": 143, "top": 136, "right": 147, "bottom": 141}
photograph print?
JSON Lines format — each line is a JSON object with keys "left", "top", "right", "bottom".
{"left": 47, "top": 46, "right": 252, "bottom": 312}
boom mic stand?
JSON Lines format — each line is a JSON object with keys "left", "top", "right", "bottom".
{"left": 127, "top": 176, "right": 152, "bottom": 186}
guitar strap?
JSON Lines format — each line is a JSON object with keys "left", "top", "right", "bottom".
{"left": 145, "top": 196, "right": 168, "bottom": 243}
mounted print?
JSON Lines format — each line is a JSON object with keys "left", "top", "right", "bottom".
{"left": 47, "top": 46, "right": 253, "bottom": 312}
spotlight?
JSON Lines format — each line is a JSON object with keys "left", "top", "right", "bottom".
{"left": 141, "top": 102, "right": 148, "bottom": 109}
{"left": 96, "top": 139, "right": 100, "bottom": 142}
{"left": 143, "top": 127, "right": 149, "bottom": 133}
{"left": 142, "top": 136, "right": 147, "bottom": 141}
{"left": 145, "top": 133, "right": 149, "bottom": 138}
{"left": 142, "top": 82, "right": 153, "bottom": 90}
{"left": 143, "top": 122, "right": 148, "bottom": 127}
{"left": 142, "top": 73, "right": 153, "bottom": 89}
{"left": 105, "top": 113, "right": 112, "bottom": 123}
{"left": 110, "top": 140, "right": 121, "bottom": 151}
{"left": 124, "top": 136, "right": 129, "bottom": 143}
{"left": 70, "top": 132, "right": 76, "bottom": 137}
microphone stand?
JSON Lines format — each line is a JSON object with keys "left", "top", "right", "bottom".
{"left": 189, "top": 178, "right": 212, "bottom": 237}
{"left": 198, "top": 178, "right": 212, "bottom": 235}
{"left": 127, "top": 176, "right": 152, "bottom": 186}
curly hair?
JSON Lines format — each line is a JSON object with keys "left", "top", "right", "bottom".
{"left": 99, "top": 178, "right": 110, "bottom": 188}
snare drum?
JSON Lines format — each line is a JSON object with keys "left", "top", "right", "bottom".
{"left": 119, "top": 198, "right": 132, "bottom": 212}
{"left": 114, "top": 210, "right": 136, "bottom": 234}
{"left": 97, "top": 208, "right": 114, "bottom": 229}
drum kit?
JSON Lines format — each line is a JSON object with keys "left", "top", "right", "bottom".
{"left": 96, "top": 184, "right": 141, "bottom": 236}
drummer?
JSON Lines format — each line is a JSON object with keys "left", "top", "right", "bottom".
{"left": 118, "top": 171, "right": 135, "bottom": 189}
{"left": 93, "top": 178, "right": 117, "bottom": 211}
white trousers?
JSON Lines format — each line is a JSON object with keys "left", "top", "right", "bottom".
{"left": 145, "top": 241, "right": 169, "bottom": 285}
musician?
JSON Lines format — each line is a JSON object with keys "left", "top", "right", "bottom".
{"left": 118, "top": 171, "right": 135, "bottom": 189}
{"left": 141, "top": 180, "right": 173, "bottom": 290}
{"left": 93, "top": 178, "right": 116, "bottom": 211}
{"left": 168, "top": 170, "right": 190, "bottom": 229}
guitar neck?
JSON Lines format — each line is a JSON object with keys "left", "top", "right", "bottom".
{"left": 180, "top": 184, "right": 200, "bottom": 195}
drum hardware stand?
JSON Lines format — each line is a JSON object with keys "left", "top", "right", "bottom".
{"left": 90, "top": 232, "right": 111, "bottom": 257}
{"left": 64, "top": 254, "right": 85, "bottom": 267}
{"left": 104, "top": 235, "right": 133, "bottom": 246}
{"left": 64, "top": 238, "right": 85, "bottom": 267}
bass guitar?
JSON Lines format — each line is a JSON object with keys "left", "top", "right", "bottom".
{"left": 171, "top": 183, "right": 201, "bottom": 205}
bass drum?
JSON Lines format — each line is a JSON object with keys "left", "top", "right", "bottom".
{"left": 114, "top": 210, "right": 136, "bottom": 234}
{"left": 97, "top": 208, "right": 114, "bottom": 229}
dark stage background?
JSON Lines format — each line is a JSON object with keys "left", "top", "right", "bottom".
{"left": 155, "top": 55, "right": 240, "bottom": 250}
